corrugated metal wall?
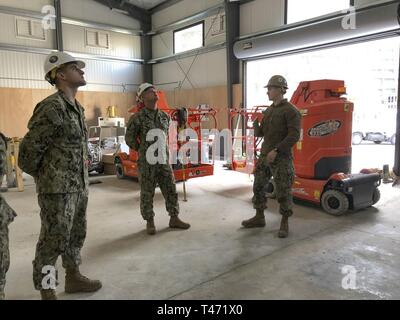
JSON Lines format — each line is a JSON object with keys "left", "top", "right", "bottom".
{"left": 151, "top": 0, "right": 227, "bottom": 89}
{"left": 62, "top": 24, "right": 141, "bottom": 59}
{"left": 0, "top": 53, "right": 142, "bottom": 93}
{"left": 0, "top": 50, "right": 143, "bottom": 92}
{"left": 0, "top": 12, "right": 56, "bottom": 48}
{"left": 240, "top": 0, "right": 284, "bottom": 36}
{"left": 0, "top": 0, "right": 142, "bottom": 92}
{"left": 0, "top": 50, "right": 50, "bottom": 89}
{"left": 0, "top": 0, "right": 52, "bottom": 12}
{"left": 81, "top": 58, "right": 143, "bottom": 92}
{"left": 151, "top": 0, "right": 223, "bottom": 28}
{"left": 152, "top": 48, "right": 226, "bottom": 91}
{"left": 61, "top": 0, "right": 141, "bottom": 30}
{"left": 152, "top": 14, "right": 225, "bottom": 59}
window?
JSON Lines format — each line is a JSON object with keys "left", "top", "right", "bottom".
{"left": 85, "top": 29, "right": 110, "bottom": 49}
{"left": 15, "top": 17, "right": 46, "bottom": 41}
{"left": 286, "top": 0, "right": 351, "bottom": 24}
{"left": 173, "top": 22, "right": 204, "bottom": 54}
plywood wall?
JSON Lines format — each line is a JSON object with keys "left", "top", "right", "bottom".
{"left": 76, "top": 91, "right": 136, "bottom": 127}
{"left": 0, "top": 87, "right": 136, "bottom": 138}
{"left": 164, "top": 84, "right": 243, "bottom": 130}
{"left": 0, "top": 84, "right": 243, "bottom": 138}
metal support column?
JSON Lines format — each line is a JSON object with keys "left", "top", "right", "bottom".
{"left": 393, "top": 50, "right": 400, "bottom": 176}
{"left": 141, "top": 19, "right": 153, "bottom": 83}
{"left": 225, "top": 0, "right": 240, "bottom": 109}
{"left": 54, "top": 0, "right": 63, "bottom": 51}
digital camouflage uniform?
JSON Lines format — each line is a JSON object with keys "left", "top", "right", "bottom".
{"left": 253, "top": 99, "right": 301, "bottom": 217}
{"left": 125, "top": 107, "right": 179, "bottom": 220}
{"left": 0, "top": 133, "right": 17, "bottom": 296}
{"left": 18, "top": 90, "right": 89, "bottom": 290}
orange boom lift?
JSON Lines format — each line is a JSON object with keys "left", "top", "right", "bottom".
{"left": 115, "top": 90, "right": 216, "bottom": 182}
{"left": 230, "top": 80, "right": 381, "bottom": 215}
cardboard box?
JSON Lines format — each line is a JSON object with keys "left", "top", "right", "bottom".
{"left": 102, "top": 153, "right": 115, "bottom": 164}
{"left": 103, "top": 163, "right": 116, "bottom": 175}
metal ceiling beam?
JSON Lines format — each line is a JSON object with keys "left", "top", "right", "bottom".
{"left": 0, "top": 5, "right": 141, "bottom": 35}
{"left": 93, "top": 0, "right": 150, "bottom": 24}
{"left": 0, "top": 5, "right": 44, "bottom": 19}
{"left": 149, "top": 0, "right": 184, "bottom": 14}
{"left": 149, "top": 0, "right": 254, "bottom": 14}
{"left": 147, "top": 41, "right": 226, "bottom": 64}
{"left": 147, "top": 3, "right": 225, "bottom": 35}
{"left": 0, "top": 42, "right": 144, "bottom": 64}
{"left": 61, "top": 17, "right": 142, "bottom": 35}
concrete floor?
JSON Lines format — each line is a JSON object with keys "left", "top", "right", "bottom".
{"left": 2, "top": 161, "right": 400, "bottom": 300}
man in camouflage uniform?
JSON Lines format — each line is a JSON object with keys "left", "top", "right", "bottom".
{"left": 242, "top": 75, "right": 301, "bottom": 238}
{"left": 18, "top": 51, "right": 102, "bottom": 300}
{"left": 125, "top": 83, "right": 190, "bottom": 235}
{"left": 0, "top": 132, "right": 17, "bottom": 300}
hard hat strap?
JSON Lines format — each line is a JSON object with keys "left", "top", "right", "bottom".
{"left": 50, "top": 68, "right": 58, "bottom": 82}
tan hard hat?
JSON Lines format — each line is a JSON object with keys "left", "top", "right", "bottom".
{"left": 136, "top": 82, "right": 154, "bottom": 101}
{"left": 264, "top": 75, "right": 288, "bottom": 89}
{"left": 44, "top": 51, "right": 85, "bottom": 84}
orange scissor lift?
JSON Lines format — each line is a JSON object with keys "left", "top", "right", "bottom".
{"left": 115, "top": 91, "right": 217, "bottom": 182}
{"left": 229, "top": 105, "right": 268, "bottom": 173}
{"left": 229, "top": 79, "right": 381, "bottom": 215}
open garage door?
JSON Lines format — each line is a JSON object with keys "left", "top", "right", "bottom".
{"left": 234, "top": 1, "right": 400, "bottom": 60}
{"left": 245, "top": 37, "right": 399, "bottom": 173}
{"left": 235, "top": 1, "right": 400, "bottom": 175}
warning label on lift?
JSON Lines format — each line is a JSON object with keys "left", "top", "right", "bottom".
{"left": 308, "top": 120, "right": 341, "bottom": 137}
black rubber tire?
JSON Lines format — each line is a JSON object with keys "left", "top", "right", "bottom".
{"left": 373, "top": 141, "right": 382, "bottom": 144}
{"left": 352, "top": 132, "right": 363, "bottom": 145}
{"left": 96, "top": 163, "right": 104, "bottom": 174}
{"left": 321, "top": 190, "right": 349, "bottom": 216}
{"left": 115, "top": 163, "right": 125, "bottom": 179}
{"left": 372, "top": 188, "right": 381, "bottom": 205}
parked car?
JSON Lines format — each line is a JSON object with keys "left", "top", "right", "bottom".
{"left": 352, "top": 131, "right": 396, "bottom": 145}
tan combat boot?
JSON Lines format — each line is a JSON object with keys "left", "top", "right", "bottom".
{"left": 0, "top": 291, "right": 5, "bottom": 300}
{"left": 65, "top": 268, "right": 102, "bottom": 294}
{"left": 242, "top": 209, "right": 266, "bottom": 228}
{"left": 169, "top": 216, "right": 190, "bottom": 229}
{"left": 278, "top": 216, "right": 289, "bottom": 238}
{"left": 146, "top": 217, "right": 156, "bottom": 235}
{"left": 40, "top": 289, "right": 57, "bottom": 300}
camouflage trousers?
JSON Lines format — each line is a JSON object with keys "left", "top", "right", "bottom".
{"left": 33, "top": 192, "right": 88, "bottom": 290}
{"left": 138, "top": 163, "right": 179, "bottom": 220}
{"left": 252, "top": 156, "right": 295, "bottom": 217}
{"left": 0, "top": 226, "right": 9, "bottom": 293}
{"left": 0, "top": 195, "right": 16, "bottom": 293}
